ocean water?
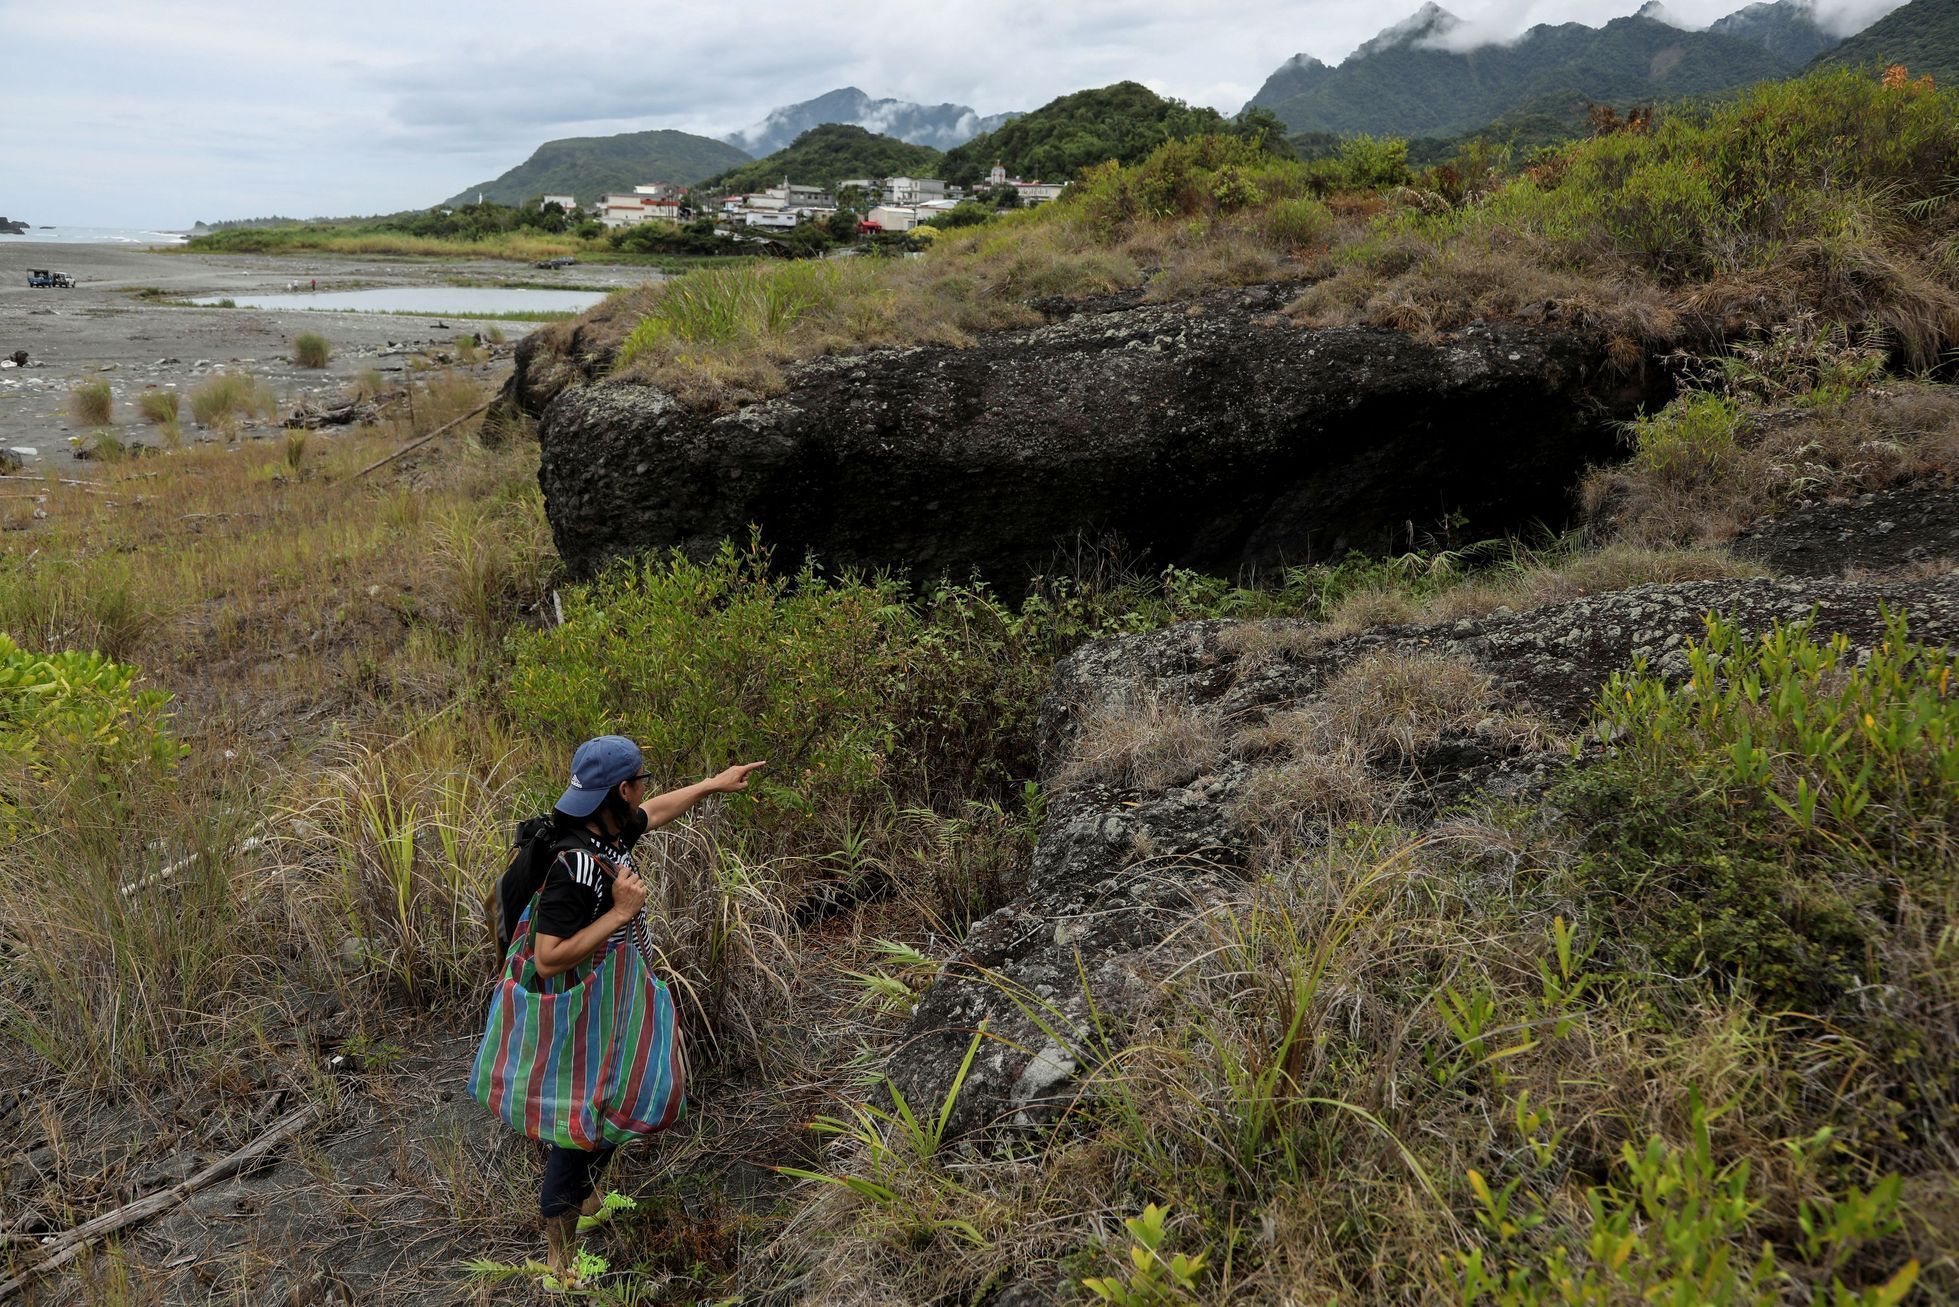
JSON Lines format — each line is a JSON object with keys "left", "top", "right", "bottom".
{"left": 0, "top": 226, "right": 189, "bottom": 244}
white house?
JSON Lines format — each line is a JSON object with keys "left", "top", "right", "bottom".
{"left": 883, "top": 176, "right": 947, "bottom": 204}
{"left": 739, "top": 210, "right": 799, "bottom": 230}
{"left": 866, "top": 204, "right": 921, "bottom": 232}
{"left": 985, "top": 163, "right": 1064, "bottom": 205}
{"left": 764, "top": 182, "right": 834, "bottom": 209}
{"left": 633, "top": 182, "right": 685, "bottom": 201}
{"left": 540, "top": 193, "right": 577, "bottom": 211}
{"left": 599, "top": 193, "right": 686, "bottom": 227}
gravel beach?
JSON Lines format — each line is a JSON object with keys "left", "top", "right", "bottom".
{"left": 0, "top": 241, "right": 652, "bottom": 465}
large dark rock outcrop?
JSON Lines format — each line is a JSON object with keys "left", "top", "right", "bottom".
{"left": 885, "top": 569, "right": 1959, "bottom": 1141}
{"left": 531, "top": 290, "right": 1669, "bottom": 588}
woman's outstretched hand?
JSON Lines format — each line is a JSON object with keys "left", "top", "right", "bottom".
{"left": 711, "top": 761, "right": 768, "bottom": 793}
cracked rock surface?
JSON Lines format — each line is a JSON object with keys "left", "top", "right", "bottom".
{"left": 889, "top": 567, "right": 1959, "bottom": 1142}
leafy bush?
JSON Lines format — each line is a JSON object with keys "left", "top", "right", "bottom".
{"left": 1262, "top": 196, "right": 1334, "bottom": 251}
{"left": 504, "top": 545, "right": 1030, "bottom": 850}
{"left": 1073, "top": 134, "right": 1306, "bottom": 232}
{"left": 0, "top": 633, "right": 184, "bottom": 832}
{"left": 1331, "top": 133, "right": 1411, "bottom": 189}
{"left": 1456, "top": 1091, "right": 1920, "bottom": 1306}
{"left": 1626, "top": 391, "right": 1742, "bottom": 487}
{"left": 1565, "top": 607, "right": 1955, "bottom": 1025}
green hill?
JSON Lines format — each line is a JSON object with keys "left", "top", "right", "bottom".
{"left": 1815, "top": 0, "right": 1959, "bottom": 84}
{"left": 700, "top": 124, "right": 943, "bottom": 196}
{"left": 1258, "top": 8, "right": 1799, "bottom": 139}
{"left": 938, "top": 82, "right": 1233, "bottom": 187}
{"left": 442, "top": 129, "right": 752, "bottom": 207}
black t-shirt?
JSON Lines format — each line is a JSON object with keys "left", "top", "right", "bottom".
{"left": 534, "top": 811, "right": 647, "bottom": 942}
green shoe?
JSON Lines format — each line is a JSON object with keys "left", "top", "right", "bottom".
{"left": 575, "top": 1190, "right": 637, "bottom": 1236}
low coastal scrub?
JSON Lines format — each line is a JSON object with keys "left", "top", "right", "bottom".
{"left": 66, "top": 378, "right": 112, "bottom": 426}
{"left": 769, "top": 611, "right": 1951, "bottom": 1304}
{"left": 1294, "top": 69, "right": 1959, "bottom": 360}
{"left": 1581, "top": 319, "right": 1959, "bottom": 547}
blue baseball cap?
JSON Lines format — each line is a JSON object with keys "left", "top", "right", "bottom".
{"left": 554, "top": 735, "right": 644, "bottom": 818}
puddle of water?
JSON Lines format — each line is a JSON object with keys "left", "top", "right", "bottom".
{"left": 187, "top": 287, "right": 607, "bottom": 315}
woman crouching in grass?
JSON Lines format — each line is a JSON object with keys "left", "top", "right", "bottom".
{"left": 529, "top": 735, "right": 764, "bottom": 1284}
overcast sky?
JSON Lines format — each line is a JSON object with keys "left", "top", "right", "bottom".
{"left": 0, "top": 0, "right": 1902, "bottom": 228}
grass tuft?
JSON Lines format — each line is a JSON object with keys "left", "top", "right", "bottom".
{"left": 136, "top": 389, "right": 180, "bottom": 425}
{"left": 292, "top": 331, "right": 332, "bottom": 368}
{"left": 68, "top": 379, "right": 113, "bottom": 426}
{"left": 188, "top": 371, "right": 276, "bottom": 430}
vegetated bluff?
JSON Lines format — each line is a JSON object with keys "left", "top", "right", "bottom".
{"left": 521, "top": 288, "right": 1668, "bottom": 589}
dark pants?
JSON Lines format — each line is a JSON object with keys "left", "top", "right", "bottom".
{"left": 540, "top": 1144, "right": 615, "bottom": 1219}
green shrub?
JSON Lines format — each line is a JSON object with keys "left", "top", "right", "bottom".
{"left": 1627, "top": 391, "right": 1743, "bottom": 484}
{"left": 0, "top": 633, "right": 184, "bottom": 833}
{"left": 1333, "top": 133, "right": 1411, "bottom": 189}
{"left": 1564, "top": 609, "right": 1956, "bottom": 1013}
{"left": 292, "top": 331, "right": 332, "bottom": 368}
{"left": 1455, "top": 1090, "right": 1920, "bottom": 1306}
{"left": 68, "top": 379, "right": 113, "bottom": 426}
{"left": 504, "top": 545, "right": 1038, "bottom": 845}
{"left": 1263, "top": 197, "right": 1333, "bottom": 251}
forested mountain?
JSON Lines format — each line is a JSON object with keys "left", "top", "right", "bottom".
{"left": 938, "top": 83, "right": 1236, "bottom": 187}
{"left": 1816, "top": 0, "right": 1959, "bottom": 83}
{"left": 725, "top": 87, "right": 1017, "bottom": 156}
{"left": 1707, "top": 0, "right": 1840, "bottom": 64}
{"left": 1249, "top": 2, "right": 1814, "bottom": 138}
{"left": 442, "top": 130, "right": 751, "bottom": 207}
{"left": 701, "top": 125, "right": 944, "bottom": 195}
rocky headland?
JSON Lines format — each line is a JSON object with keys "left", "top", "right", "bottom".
{"left": 517, "top": 288, "right": 1673, "bottom": 588}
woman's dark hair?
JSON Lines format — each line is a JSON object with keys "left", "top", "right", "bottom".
{"left": 596, "top": 785, "right": 639, "bottom": 829}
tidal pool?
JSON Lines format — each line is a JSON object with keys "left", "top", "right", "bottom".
{"left": 189, "top": 287, "right": 608, "bottom": 316}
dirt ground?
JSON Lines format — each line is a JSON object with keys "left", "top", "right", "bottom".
{"left": 0, "top": 242, "right": 654, "bottom": 466}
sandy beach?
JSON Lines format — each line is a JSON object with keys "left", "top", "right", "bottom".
{"left": 0, "top": 241, "right": 651, "bottom": 465}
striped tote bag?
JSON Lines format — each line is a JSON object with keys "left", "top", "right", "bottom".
{"left": 468, "top": 901, "right": 687, "bottom": 1149}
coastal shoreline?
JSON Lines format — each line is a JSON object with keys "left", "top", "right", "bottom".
{"left": 0, "top": 241, "right": 649, "bottom": 466}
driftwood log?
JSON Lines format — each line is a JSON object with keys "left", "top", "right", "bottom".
{"left": 0, "top": 1103, "right": 322, "bottom": 1299}
{"left": 345, "top": 397, "right": 495, "bottom": 482}
{"left": 283, "top": 391, "right": 402, "bottom": 430}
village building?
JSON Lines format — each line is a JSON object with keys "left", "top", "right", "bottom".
{"left": 883, "top": 176, "right": 948, "bottom": 204}
{"left": 540, "top": 193, "right": 577, "bottom": 211}
{"left": 765, "top": 181, "right": 835, "bottom": 210}
{"left": 598, "top": 192, "right": 687, "bottom": 227}
{"left": 865, "top": 204, "right": 922, "bottom": 232}
{"left": 987, "top": 163, "right": 1064, "bottom": 205}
